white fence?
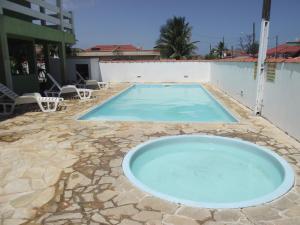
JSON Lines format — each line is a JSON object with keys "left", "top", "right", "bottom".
{"left": 210, "top": 61, "right": 300, "bottom": 141}
{"left": 99, "top": 61, "right": 210, "bottom": 83}
{"left": 210, "top": 62, "right": 258, "bottom": 109}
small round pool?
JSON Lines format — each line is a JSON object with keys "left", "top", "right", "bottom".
{"left": 122, "top": 135, "right": 294, "bottom": 208}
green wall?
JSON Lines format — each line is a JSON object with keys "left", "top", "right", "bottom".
{"left": 0, "top": 15, "right": 75, "bottom": 93}
{"left": 1, "top": 15, "right": 75, "bottom": 44}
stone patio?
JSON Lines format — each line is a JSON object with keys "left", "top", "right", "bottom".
{"left": 0, "top": 83, "right": 299, "bottom": 225}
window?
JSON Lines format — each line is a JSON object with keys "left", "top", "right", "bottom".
{"left": 8, "top": 38, "right": 35, "bottom": 76}
{"left": 76, "top": 64, "right": 89, "bottom": 79}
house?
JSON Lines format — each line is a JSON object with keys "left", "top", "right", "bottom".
{"left": 0, "top": 0, "right": 75, "bottom": 94}
{"left": 267, "top": 41, "right": 300, "bottom": 58}
{"left": 77, "top": 44, "right": 160, "bottom": 60}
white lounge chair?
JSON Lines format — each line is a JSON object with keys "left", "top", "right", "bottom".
{"left": 75, "top": 71, "right": 108, "bottom": 89}
{"left": 0, "top": 83, "right": 64, "bottom": 115}
{"left": 44, "top": 73, "right": 93, "bottom": 100}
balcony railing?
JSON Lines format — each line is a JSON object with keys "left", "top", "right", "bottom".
{"left": 0, "top": 0, "right": 74, "bottom": 34}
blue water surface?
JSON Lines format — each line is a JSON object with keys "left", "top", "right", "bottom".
{"left": 79, "top": 84, "right": 237, "bottom": 122}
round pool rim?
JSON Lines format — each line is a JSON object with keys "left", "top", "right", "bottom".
{"left": 122, "top": 135, "right": 295, "bottom": 209}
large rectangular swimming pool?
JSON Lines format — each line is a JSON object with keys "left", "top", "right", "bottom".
{"left": 79, "top": 84, "right": 237, "bottom": 122}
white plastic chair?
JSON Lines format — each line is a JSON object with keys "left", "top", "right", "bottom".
{"left": 75, "top": 71, "right": 109, "bottom": 89}
{"left": 44, "top": 73, "right": 93, "bottom": 100}
{"left": 0, "top": 83, "right": 64, "bottom": 115}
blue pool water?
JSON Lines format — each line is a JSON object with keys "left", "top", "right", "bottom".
{"left": 79, "top": 84, "right": 237, "bottom": 122}
{"left": 123, "top": 135, "right": 294, "bottom": 208}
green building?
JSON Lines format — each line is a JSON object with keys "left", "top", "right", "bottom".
{"left": 0, "top": 0, "right": 75, "bottom": 94}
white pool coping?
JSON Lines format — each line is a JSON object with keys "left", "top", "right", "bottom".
{"left": 122, "top": 135, "right": 295, "bottom": 209}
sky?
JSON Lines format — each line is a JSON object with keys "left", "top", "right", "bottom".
{"left": 62, "top": 0, "right": 300, "bottom": 55}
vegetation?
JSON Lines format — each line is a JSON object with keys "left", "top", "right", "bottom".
{"left": 239, "top": 34, "right": 259, "bottom": 56}
{"left": 215, "top": 41, "right": 227, "bottom": 58}
{"left": 155, "top": 16, "right": 198, "bottom": 59}
{"left": 204, "top": 41, "right": 228, "bottom": 59}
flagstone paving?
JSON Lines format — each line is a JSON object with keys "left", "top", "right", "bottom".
{"left": 0, "top": 83, "right": 300, "bottom": 225}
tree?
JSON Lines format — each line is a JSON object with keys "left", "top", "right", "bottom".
{"left": 239, "top": 34, "right": 259, "bottom": 56}
{"left": 215, "top": 41, "right": 227, "bottom": 58}
{"left": 155, "top": 16, "right": 198, "bottom": 59}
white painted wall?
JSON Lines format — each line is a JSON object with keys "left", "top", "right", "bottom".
{"left": 262, "top": 63, "right": 300, "bottom": 140}
{"left": 66, "top": 58, "right": 102, "bottom": 82}
{"left": 210, "top": 61, "right": 300, "bottom": 141}
{"left": 210, "top": 62, "right": 258, "bottom": 109}
{"left": 99, "top": 61, "right": 210, "bottom": 83}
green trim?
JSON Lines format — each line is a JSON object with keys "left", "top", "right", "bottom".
{"left": 0, "top": 15, "right": 75, "bottom": 44}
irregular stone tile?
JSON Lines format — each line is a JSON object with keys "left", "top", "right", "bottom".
{"left": 270, "top": 197, "right": 296, "bottom": 210}
{"left": 284, "top": 205, "right": 300, "bottom": 217}
{"left": 119, "top": 219, "right": 142, "bottom": 225}
{"left": 2, "top": 218, "right": 27, "bottom": 225}
{"left": 43, "top": 166, "right": 61, "bottom": 186}
{"left": 31, "top": 187, "right": 55, "bottom": 207}
{"left": 145, "top": 220, "right": 163, "bottom": 225}
{"left": 31, "top": 179, "right": 47, "bottom": 190}
{"left": 113, "top": 189, "right": 145, "bottom": 206}
{"left": 214, "top": 209, "right": 244, "bottom": 222}
{"left": 64, "top": 203, "right": 80, "bottom": 211}
{"left": 243, "top": 206, "right": 281, "bottom": 221}
{"left": 4, "top": 179, "right": 31, "bottom": 194}
{"left": 64, "top": 190, "right": 72, "bottom": 198}
{"left": 10, "top": 191, "right": 40, "bottom": 208}
{"left": 137, "top": 196, "right": 178, "bottom": 213}
{"left": 44, "top": 212, "right": 83, "bottom": 222}
{"left": 163, "top": 215, "right": 198, "bottom": 225}
{"left": 24, "top": 167, "right": 45, "bottom": 179}
{"left": 81, "top": 193, "right": 94, "bottom": 202}
{"left": 176, "top": 206, "right": 211, "bottom": 221}
{"left": 100, "top": 205, "right": 139, "bottom": 219}
{"left": 91, "top": 212, "right": 109, "bottom": 224}
{"left": 132, "top": 211, "right": 162, "bottom": 222}
{"left": 270, "top": 217, "right": 300, "bottom": 225}
{"left": 66, "top": 172, "right": 91, "bottom": 189}
{"left": 109, "top": 158, "right": 122, "bottom": 167}
{"left": 98, "top": 176, "right": 116, "bottom": 184}
{"left": 96, "top": 190, "right": 118, "bottom": 202}
{"left": 103, "top": 201, "right": 114, "bottom": 208}
{"left": 11, "top": 208, "right": 36, "bottom": 219}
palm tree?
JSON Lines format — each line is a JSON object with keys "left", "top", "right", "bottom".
{"left": 215, "top": 41, "right": 227, "bottom": 58}
{"left": 155, "top": 16, "right": 198, "bottom": 59}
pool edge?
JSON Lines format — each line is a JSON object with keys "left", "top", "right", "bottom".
{"left": 122, "top": 135, "right": 295, "bottom": 209}
{"left": 77, "top": 83, "right": 240, "bottom": 123}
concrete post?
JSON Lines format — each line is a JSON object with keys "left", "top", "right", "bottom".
{"left": 56, "top": 0, "right": 64, "bottom": 31}
{"left": 70, "top": 11, "right": 75, "bottom": 35}
{"left": 254, "top": 0, "right": 271, "bottom": 115}
{"left": 58, "top": 41, "right": 67, "bottom": 83}
{"left": 0, "top": 21, "right": 13, "bottom": 88}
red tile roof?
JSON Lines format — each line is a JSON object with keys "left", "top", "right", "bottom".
{"left": 88, "top": 44, "right": 138, "bottom": 51}
{"left": 213, "top": 56, "right": 300, "bottom": 63}
{"left": 99, "top": 58, "right": 300, "bottom": 63}
{"left": 267, "top": 43, "right": 300, "bottom": 55}
{"left": 86, "top": 44, "right": 159, "bottom": 52}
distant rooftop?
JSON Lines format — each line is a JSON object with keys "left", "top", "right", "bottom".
{"left": 86, "top": 44, "right": 159, "bottom": 53}
{"left": 267, "top": 41, "right": 300, "bottom": 57}
{"left": 77, "top": 44, "right": 160, "bottom": 59}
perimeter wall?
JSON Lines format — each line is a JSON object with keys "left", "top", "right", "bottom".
{"left": 99, "top": 61, "right": 210, "bottom": 83}
{"left": 210, "top": 61, "right": 300, "bottom": 141}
